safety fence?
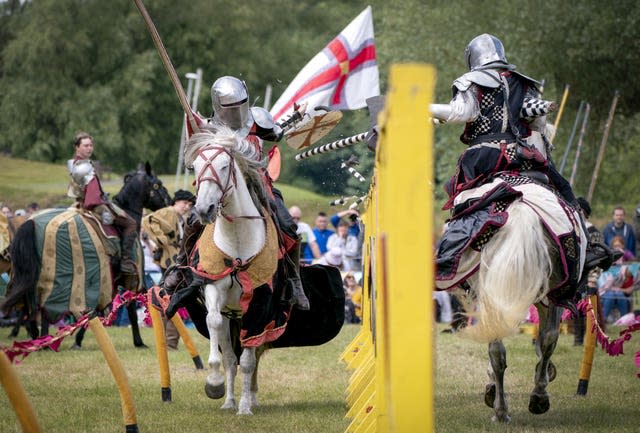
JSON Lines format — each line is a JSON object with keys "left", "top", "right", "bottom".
{"left": 340, "top": 64, "right": 435, "bottom": 433}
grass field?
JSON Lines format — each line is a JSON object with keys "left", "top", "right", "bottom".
{"left": 1, "top": 322, "right": 638, "bottom": 432}
{"left": 0, "top": 155, "right": 334, "bottom": 218}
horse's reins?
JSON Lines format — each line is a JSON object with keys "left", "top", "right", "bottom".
{"left": 195, "top": 144, "right": 265, "bottom": 223}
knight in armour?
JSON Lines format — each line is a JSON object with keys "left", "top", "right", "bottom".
{"left": 431, "top": 34, "right": 618, "bottom": 288}
{"left": 67, "top": 132, "right": 139, "bottom": 288}
{"left": 165, "top": 76, "right": 310, "bottom": 311}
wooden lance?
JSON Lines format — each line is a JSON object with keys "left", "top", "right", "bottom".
{"left": 294, "top": 132, "right": 368, "bottom": 161}
{"left": 552, "top": 84, "right": 570, "bottom": 139}
{"left": 587, "top": 91, "right": 620, "bottom": 202}
{"left": 341, "top": 163, "right": 366, "bottom": 182}
{"left": 132, "top": 0, "right": 200, "bottom": 134}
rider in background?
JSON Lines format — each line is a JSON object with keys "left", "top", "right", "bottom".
{"left": 430, "top": 34, "right": 617, "bottom": 272}
{"left": 67, "top": 132, "right": 139, "bottom": 289}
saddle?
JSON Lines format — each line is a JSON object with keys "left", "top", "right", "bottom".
{"left": 437, "top": 175, "right": 586, "bottom": 301}
{"left": 79, "top": 209, "right": 121, "bottom": 257}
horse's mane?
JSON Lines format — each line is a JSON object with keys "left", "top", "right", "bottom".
{"left": 185, "top": 126, "right": 270, "bottom": 212}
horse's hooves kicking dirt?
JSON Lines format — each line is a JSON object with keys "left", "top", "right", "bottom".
{"left": 528, "top": 393, "right": 550, "bottom": 414}
{"left": 204, "top": 383, "right": 225, "bottom": 399}
{"left": 484, "top": 383, "right": 496, "bottom": 408}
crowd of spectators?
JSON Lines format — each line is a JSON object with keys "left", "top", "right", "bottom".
{"left": 289, "top": 206, "right": 364, "bottom": 324}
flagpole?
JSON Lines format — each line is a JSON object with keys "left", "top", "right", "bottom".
{"left": 587, "top": 91, "right": 620, "bottom": 202}
{"left": 569, "top": 103, "right": 590, "bottom": 188}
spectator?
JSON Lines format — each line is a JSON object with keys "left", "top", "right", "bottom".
{"left": 26, "top": 202, "right": 40, "bottom": 216}
{"left": 288, "top": 205, "right": 320, "bottom": 265}
{"left": 1, "top": 204, "right": 13, "bottom": 217}
{"left": 317, "top": 246, "right": 344, "bottom": 271}
{"left": 343, "top": 271, "right": 362, "bottom": 324}
{"left": 344, "top": 229, "right": 363, "bottom": 272}
{"left": 611, "top": 235, "right": 635, "bottom": 263}
{"left": 327, "top": 220, "right": 362, "bottom": 272}
{"left": 327, "top": 220, "right": 349, "bottom": 251}
{"left": 331, "top": 209, "right": 360, "bottom": 237}
{"left": 598, "top": 265, "right": 636, "bottom": 323}
{"left": 140, "top": 228, "right": 163, "bottom": 289}
{"left": 312, "top": 212, "right": 334, "bottom": 256}
{"left": 603, "top": 206, "right": 636, "bottom": 256}
{"left": 142, "top": 189, "right": 195, "bottom": 350}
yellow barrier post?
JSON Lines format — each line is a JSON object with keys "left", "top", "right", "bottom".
{"left": 88, "top": 317, "right": 139, "bottom": 433}
{"left": 149, "top": 305, "right": 172, "bottom": 402}
{"left": 0, "top": 351, "right": 43, "bottom": 433}
{"left": 170, "top": 314, "right": 205, "bottom": 369}
{"left": 577, "top": 294, "right": 598, "bottom": 395}
{"left": 342, "top": 63, "right": 435, "bottom": 433}
{"left": 379, "top": 63, "right": 434, "bottom": 433}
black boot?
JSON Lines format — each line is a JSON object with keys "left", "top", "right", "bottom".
{"left": 119, "top": 232, "right": 139, "bottom": 290}
{"left": 165, "top": 270, "right": 206, "bottom": 318}
{"left": 287, "top": 242, "right": 310, "bottom": 310}
{"left": 585, "top": 241, "right": 623, "bottom": 272}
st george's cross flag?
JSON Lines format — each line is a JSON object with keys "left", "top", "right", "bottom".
{"left": 270, "top": 6, "right": 380, "bottom": 123}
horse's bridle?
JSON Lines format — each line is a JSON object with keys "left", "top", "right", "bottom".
{"left": 194, "top": 144, "right": 263, "bottom": 222}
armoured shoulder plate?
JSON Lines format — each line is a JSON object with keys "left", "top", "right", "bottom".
{"left": 251, "top": 106, "right": 276, "bottom": 130}
{"left": 70, "top": 159, "right": 96, "bottom": 187}
{"left": 511, "top": 70, "right": 541, "bottom": 91}
{"left": 452, "top": 69, "right": 502, "bottom": 94}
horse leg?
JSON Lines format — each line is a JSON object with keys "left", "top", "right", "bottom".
{"left": 250, "top": 349, "right": 262, "bottom": 407}
{"left": 73, "top": 326, "right": 86, "bottom": 349}
{"left": 127, "top": 302, "right": 147, "bottom": 348}
{"left": 529, "top": 303, "right": 562, "bottom": 414}
{"left": 218, "top": 317, "right": 238, "bottom": 411}
{"left": 237, "top": 347, "right": 257, "bottom": 415}
{"left": 203, "top": 282, "right": 227, "bottom": 401}
{"left": 486, "top": 340, "right": 510, "bottom": 422}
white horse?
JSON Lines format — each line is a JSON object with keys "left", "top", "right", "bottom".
{"left": 439, "top": 177, "right": 587, "bottom": 422}
{"left": 185, "top": 127, "right": 274, "bottom": 415}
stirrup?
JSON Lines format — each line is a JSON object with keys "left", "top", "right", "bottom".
{"left": 289, "top": 277, "right": 310, "bottom": 310}
{"left": 585, "top": 242, "right": 622, "bottom": 271}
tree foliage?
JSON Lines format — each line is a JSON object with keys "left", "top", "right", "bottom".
{"left": 0, "top": 0, "right": 638, "bottom": 205}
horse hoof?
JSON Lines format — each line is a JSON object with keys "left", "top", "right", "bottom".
{"left": 134, "top": 343, "right": 149, "bottom": 349}
{"left": 484, "top": 383, "right": 496, "bottom": 408}
{"left": 221, "top": 400, "right": 236, "bottom": 410}
{"left": 237, "top": 407, "right": 253, "bottom": 415}
{"left": 491, "top": 413, "right": 511, "bottom": 423}
{"left": 547, "top": 362, "right": 557, "bottom": 382}
{"left": 204, "top": 382, "right": 225, "bottom": 400}
{"left": 529, "top": 393, "right": 550, "bottom": 414}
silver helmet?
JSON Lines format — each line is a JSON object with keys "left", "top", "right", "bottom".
{"left": 465, "top": 34, "right": 509, "bottom": 71}
{"left": 211, "top": 76, "right": 253, "bottom": 136}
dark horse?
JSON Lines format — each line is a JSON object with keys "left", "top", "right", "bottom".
{"left": 1, "top": 162, "right": 171, "bottom": 348}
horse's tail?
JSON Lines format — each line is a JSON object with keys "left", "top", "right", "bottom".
{"left": 464, "top": 200, "right": 552, "bottom": 342}
{"left": 1, "top": 219, "right": 39, "bottom": 319}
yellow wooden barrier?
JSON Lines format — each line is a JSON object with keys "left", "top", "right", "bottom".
{"left": 342, "top": 63, "right": 435, "bottom": 433}
{"left": 0, "top": 351, "right": 42, "bottom": 433}
{"left": 88, "top": 317, "right": 139, "bottom": 433}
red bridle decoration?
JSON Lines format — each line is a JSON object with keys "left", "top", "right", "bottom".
{"left": 194, "top": 144, "right": 237, "bottom": 202}
{"left": 193, "top": 143, "right": 265, "bottom": 222}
